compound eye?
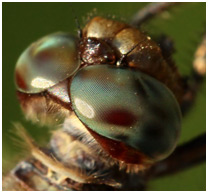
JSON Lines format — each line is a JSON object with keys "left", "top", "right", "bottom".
{"left": 70, "top": 65, "right": 181, "bottom": 164}
{"left": 15, "top": 33, "right": 80, "bottom": 93}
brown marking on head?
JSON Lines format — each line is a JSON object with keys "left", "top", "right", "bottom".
{"left": 79, "top": 37, "right": 116, "bottom": 65}
{"left": 87, "top": 127, "right": 152, "bottom": 165}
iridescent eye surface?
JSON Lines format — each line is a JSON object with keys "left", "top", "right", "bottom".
{"left": 15, "top": 32, "right": 80, "bottom": 93}
{"left": 70, "top": 65, "right": 181, "bottom": 163}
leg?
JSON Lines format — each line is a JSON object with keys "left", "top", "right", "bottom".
{"left": 149, "top": 133, "right": 205, "bottom": 178}
{"left": 131, "top": 2, "right": 180, "bottom": 27}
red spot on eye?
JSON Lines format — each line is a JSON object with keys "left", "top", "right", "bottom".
{"left": 15, "top": 70, "right": 28, "bottom": 90}
{"left": 102, "top": 109, "right": 137, "bottom": 127}
{"left": 36, "top": 50, "right": 53, "bottom": 62}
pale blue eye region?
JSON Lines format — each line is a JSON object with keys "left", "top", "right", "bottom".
{"left": 70, "top": 65, "right": 181, "bottom": 160}
{"left": 15, "top": 33, "right": 80, "bottom": 93}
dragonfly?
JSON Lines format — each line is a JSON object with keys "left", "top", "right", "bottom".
{"left": 2, "top": 2, "right": 206, "bottom": 191}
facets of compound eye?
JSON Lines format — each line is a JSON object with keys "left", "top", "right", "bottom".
{"left": 15, "top": 32, "right": 80, "bottom": 93}
{"left": 70, "top": 65, "right": 181, "bottom": 162}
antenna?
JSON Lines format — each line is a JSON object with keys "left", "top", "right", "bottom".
{"left": 71, "top": 7, "right": 83, "bottom": 38}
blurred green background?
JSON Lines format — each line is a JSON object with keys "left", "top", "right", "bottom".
{"left": 2, "top": 2, "right": 206, "bottom": 191}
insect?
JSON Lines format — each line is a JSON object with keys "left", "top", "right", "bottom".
{"left": 3, "top": 2, "right": 206, "bottom": 191}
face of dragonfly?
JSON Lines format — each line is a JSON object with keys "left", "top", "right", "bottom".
{"left": 3, "top": 2, "right": 205, "bottom": 190}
